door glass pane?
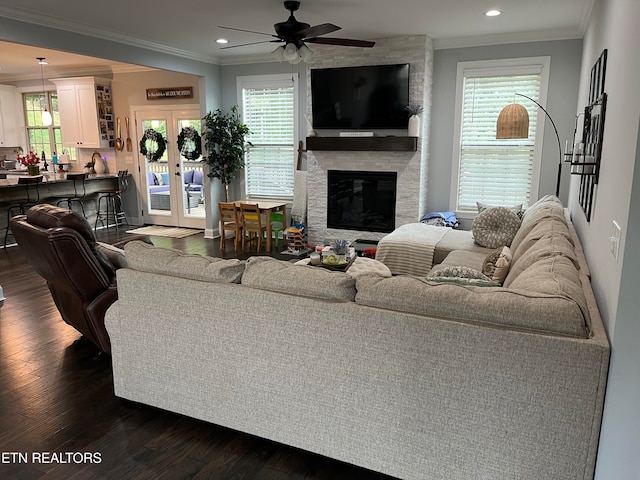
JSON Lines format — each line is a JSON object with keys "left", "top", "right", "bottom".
{"left": 177, "top": 118, "right": 205, "bottom": 219}
{"left": 142, "top": 119, "right": 171, "bottom": 213}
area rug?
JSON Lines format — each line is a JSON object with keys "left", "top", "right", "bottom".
{"left": 126, "top": 226, "right": 203, "bottom": 238}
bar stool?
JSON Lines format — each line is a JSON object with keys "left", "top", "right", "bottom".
{"left": 3, "top": 175, "right": 43, "bottom": 248}
{"left": 56, "top": 173, "right": 88, "bottom": 218}
{"left": 94, "top": 170, "right": 129, "bottom": 232}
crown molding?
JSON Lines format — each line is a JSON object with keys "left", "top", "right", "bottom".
{"left": 433, "top": 28, "right": 583, "bottom": 50}
{"left": 219, "top": 52, "right": 281, "bottom": 66}
{"left": 578, "top": 0, "right": 596, "bottom": 35}
{"left": 0, "top": 7, "right": 218, "bottom": 65}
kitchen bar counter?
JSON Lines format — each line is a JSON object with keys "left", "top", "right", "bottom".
{"left": 1, "top": 172, "right": 121, "bottom": 238}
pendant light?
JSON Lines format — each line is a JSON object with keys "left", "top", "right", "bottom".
{"left": 37, "top": 57, "right": 52, "bottom": 126}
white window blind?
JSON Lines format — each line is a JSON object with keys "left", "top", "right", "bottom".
{"left": 241, "top": 78, "right": 296, "bottom": 198}
{"left": 454, "top": 64, "right": 545, "bottom": 212}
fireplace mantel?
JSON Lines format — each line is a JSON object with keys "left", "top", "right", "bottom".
{"left": 306, "top": 136, "right": 417, "bottom": 152}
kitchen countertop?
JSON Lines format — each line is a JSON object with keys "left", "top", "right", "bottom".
{"left": 0, "top": 170, "right": 117, "bottom": 187}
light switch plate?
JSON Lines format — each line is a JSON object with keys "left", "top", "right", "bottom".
{"left": 610, "top": 221, "right": 621, "bottom": 259}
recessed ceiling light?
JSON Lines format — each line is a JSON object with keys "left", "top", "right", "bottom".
{"left": 485, "top": 9, "right": 502, "bottom": 17}
{"left": 216, "top": 38, "right": 229, "bottom": 44}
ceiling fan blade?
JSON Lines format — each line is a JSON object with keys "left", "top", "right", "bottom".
{"left": 306, "top": 37, "right": 375, "bottom": 48}
{"left": 219, "top": 40, "right": 281, "bottom": 50}
{"left": 218, "top": 25, "right": 277, "bottom": 38}
{"left": 296, "top": 23, "right": 341, "bottom": 39}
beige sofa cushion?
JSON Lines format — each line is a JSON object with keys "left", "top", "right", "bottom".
{"left": 507, "top": 255, "right": 590, "bottom": 331}
{"left": 505, "top": 231, "right": 579, "bottom": 286}
{"left": 242, "top": 256, "right": 356, "bottom": 302}
{"left": 433, "top": 249, "right": 487, "bottom": 272}
{"left": 510, "top": 216, "right": 573, "bottom": 263}
{"left": 355, "top": 274, "right": 588, "bottom": 337}
{"left": 433, "top": 229, "right": 492, "bottom": 265}
{"left": 124, "top": 241, "right": 245, "bottom": 283}
{"left": 511, "top": 198, "right": 566, "bottom": 253}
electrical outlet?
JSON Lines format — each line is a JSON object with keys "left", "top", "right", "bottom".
{"left": 609, "top": 221, "right": 621, "bottom": 260}
{"left": 125, "top": 156, "right": 133, "bottom": 165}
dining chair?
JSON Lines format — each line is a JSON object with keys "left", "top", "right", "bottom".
{"left": 240, "top": 203, "right": 267, "bottom": 252}
{"left": 218, "top": 202, "right": 242, "bottom": 251}
{"left": 269, "top": 211, "right": 284, "bottom": 249}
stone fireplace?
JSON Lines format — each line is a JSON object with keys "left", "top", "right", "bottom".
{"left": 305, "top": 35, "right": 434, "bottom": 244}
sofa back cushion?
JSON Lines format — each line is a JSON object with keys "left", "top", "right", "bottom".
{"left": 505, "top": 228, "right": 578, "bottom": 286}
{"left": 124, "top": 241, "right": 245, "bottom": 283}
{"left": 242, "top": 256, "right": 356, "bottom": 302}
{"left": 355, "top": 273, "right": 588, "bottom": 337}
{"left": 511, "top": 196, "right": 565, "bottom": 253}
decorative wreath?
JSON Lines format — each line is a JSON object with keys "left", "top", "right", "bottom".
{"left": 139, "top": 128, "right": 166, "bottom": 162}
{"left": 177, "top": 126, "right": 202, "bottom": 161}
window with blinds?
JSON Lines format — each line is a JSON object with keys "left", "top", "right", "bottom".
{"left": 23, "top": 92, "right": 76, "bottom": 161}
{"left": 239, "top": 75, "right": 296, "bottom": 199}
{"left": 452, "top": 58, "right": 549, "bottom": 212}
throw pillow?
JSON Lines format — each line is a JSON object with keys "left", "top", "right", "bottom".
{"left": 477, "top": 201, "right": 524, "bottom": 219}
{"left": 482, "top": 246, "right": 512, "bottom": 284}
{"left": 426, "top": 265, "right": 500, "bottom": 287}
{"left": 472, "top": 206, "right": 521, "bottom": 249}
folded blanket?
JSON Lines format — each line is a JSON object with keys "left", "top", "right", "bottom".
{"left": 375, "top": 223, "right": 451, "bottom": 276}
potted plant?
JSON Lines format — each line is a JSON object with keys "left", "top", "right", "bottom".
{"left": 328, "top": 239, "right": 350, "bottom": 263}
{"left": 405, "top": 103, "right": 424, "bottom": 137}
{"left": 202, "top": 106, "right": 250, "bottom": 202}
{"left": 17, "top": 150, "right": 41, "bottom": 176}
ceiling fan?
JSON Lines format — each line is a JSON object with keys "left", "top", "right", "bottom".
{"left": 218, "top": 1, "right": 375, "bottom": 62}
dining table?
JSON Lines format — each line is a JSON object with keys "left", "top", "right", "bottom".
{"left": 233, "top": 200, "right": 287, "bottom": 252}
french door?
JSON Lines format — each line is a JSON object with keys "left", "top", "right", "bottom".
{"left": 133, "top": 107, "right": 205, "bottom": 229}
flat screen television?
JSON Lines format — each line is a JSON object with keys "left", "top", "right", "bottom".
{"left": 311, "top": 64, "right": 410, "bottom": 130}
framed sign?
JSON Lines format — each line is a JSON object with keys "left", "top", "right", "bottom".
{"left": 146, "top": 87, "right": 193, "bottom": 100}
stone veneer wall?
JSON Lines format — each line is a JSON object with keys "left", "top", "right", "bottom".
{"left": 305, "top": 35, "right": 433, "bottom": 244}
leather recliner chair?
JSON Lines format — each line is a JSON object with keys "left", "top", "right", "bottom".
{"left": 11, "top": 204, "right": 130, "bottom": 353}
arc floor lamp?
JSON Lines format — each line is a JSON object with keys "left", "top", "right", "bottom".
{"left": 496, "top": 93, "right": 562, "bottom": 197}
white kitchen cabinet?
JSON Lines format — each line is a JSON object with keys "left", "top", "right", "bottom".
{"left": 0, "top": 85, "right": 23, "bottom": 147}
{"left": 51, "top": 77, "right": 114, "bottom": 149}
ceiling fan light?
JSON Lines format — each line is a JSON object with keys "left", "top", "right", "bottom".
{"left": 283, "top": 42, "right": 298, "bottom": 61}
{"left": 42, "top": 109, "right": 53, "bottom": 127}
{"left": 298, "top": 44, "right": 313, "bottom": 62}
{"left": 271, "top": 45, "right": 286, "bottom": 62}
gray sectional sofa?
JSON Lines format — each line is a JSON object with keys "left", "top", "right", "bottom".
{"left": 105, "top": 195, "right": 609, "bottom": 480}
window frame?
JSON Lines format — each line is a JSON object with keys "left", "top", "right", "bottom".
{"left": 449, "top": 57, "right": 551, "bottom": 218}
{"left": 22, "top": 90, "right": 58, "bottom": 158}
{"left": 236, "top": 73, "right": 298, "bottom": 200}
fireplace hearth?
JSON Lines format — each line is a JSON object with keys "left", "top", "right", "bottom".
{"left": 327, "top": 170, "right": 397, "bottom": 233}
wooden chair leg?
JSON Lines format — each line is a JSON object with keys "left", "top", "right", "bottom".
{"left": 220, "top": 227, "right": 226, "bottom": 251}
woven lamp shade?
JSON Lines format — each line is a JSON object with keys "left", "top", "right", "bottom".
{"left": 496, "top": 103, "right": 529, "bottom": 139}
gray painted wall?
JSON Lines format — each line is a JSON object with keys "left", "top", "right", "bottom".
{"left": 573, "top": 0, "right": 640, "bottom": 478}
{"left": 428, "top": 39, "right": 583, "bottom": 212}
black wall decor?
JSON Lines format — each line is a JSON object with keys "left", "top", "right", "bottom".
{"left": 572, "top": 49, "right": 607, "bottom": 221}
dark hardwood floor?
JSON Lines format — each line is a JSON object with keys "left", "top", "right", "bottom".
{"left": 0, "top": 227, "right": 398, "bottom": 480}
